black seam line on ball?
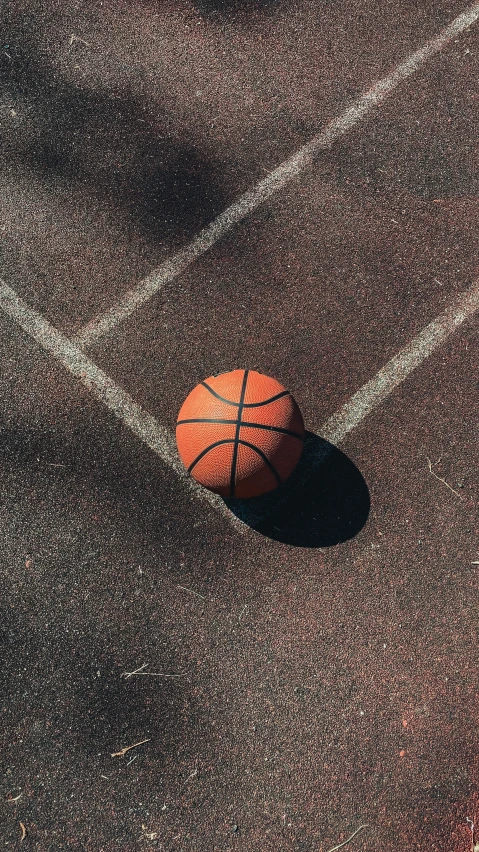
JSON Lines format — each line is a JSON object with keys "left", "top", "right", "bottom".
{"left": 230, "top": 370, "right": 249, "bottom": 498}
{"left": 236, "top": 439, "right": 282, "bottom": 487}
{"left": 243, "top": 391, "right": 290, "bottom": 408}
{"left": 201, "top": 382, "right": 290, "bottom": 408}
{"left": 187, "top": 438, "right": 282, "bottom": 488}
{"left": 187, "top": 439, "right": 236, "bottom": 474}
{"left": 177, "top": 418, "right": 304, "bottom": 440}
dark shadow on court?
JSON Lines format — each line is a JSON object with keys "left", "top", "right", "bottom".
{"left": 224, "top": 432, "right": 370, "bottom": 547}
{"left": 0, "top": 608, "right": 183, "bottom": 761}
{"left": 0, "top": 38, "right": 229, "bottom": 243}
{"left": 192, "top": 0, "right": 280, "bottom": 16}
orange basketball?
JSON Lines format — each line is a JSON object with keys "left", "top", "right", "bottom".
{"left": 176, "top": 369, "right": 305, "bottom": 499}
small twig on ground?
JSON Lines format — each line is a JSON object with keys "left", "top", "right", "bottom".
{"left": 238, "top": 604, "right": 248, "bottom": 621}
{"left": 19, "top": 823, "right": 27, "bottom": 842}
{"left": 466, "top": 817, "right": 479, "bottom": 852}
{"left": 426, "top": 457, "right": 463, "bottom": 499}
{"left": 68, "top": 34, "right": 90, "bottom": 46}
{"left": 176, "top": 584, "right": 206, "bottom": 601}
{"left": 121, "top": 663, "right": 148, "bottom": 678}
{"left": 121, "top": 664, "right": 185, "bottom": 679}
{"left": 128, "top": 672, "right": 185, "bottom": 677}
{"left": 7, "top": 793, "right": 22, "bottom": 805}
{"left": 185, "top": 769, "right": 198, "bottom": 783}
{"left": 111, "top": 738, "right": 150, "bottom": 758}
{"left": 140, "top": 824, "right": 158, "bottom": 841}
{"left": 324, "top": 824, "right": 369, "bottom": 852}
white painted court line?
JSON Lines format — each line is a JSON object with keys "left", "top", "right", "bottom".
{"left": 0, "top": 279, "right": 239, "bottom": 528}
{"left": 2, "top": 278, "right": 479, "bottom": 534}
{"left": 319, "top": 280, "right": 479, "bottom": 445}
{"left": 73, "top": 1, "right": 479, "bottom": 350}
{"left": 234, "top": 279, "right": 479, "bottom": 526}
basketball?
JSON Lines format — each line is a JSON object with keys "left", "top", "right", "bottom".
{"left": 176, "top": 369, "right": 305, "bottom": 499}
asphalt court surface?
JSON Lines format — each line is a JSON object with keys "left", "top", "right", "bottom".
{"left": 92, "top": 23, "right": 479, "bottom": 424}
{"left": 1, "top": 1, "right": 479, "bottom": 851}
{"left": 0, "top": 0, "right": 475, "bottom": 330}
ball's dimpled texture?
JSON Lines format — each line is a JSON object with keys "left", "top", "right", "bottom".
{"left": 176, "top": 369, "right": 305, "bottom": 498}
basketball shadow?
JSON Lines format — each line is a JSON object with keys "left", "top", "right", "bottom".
{"left": 224, "top": 432, "right": 370, "bottom": 547}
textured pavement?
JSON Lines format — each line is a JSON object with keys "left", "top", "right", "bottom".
{"left": 1, "top": 2, "right": 479, "bottom": 850}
